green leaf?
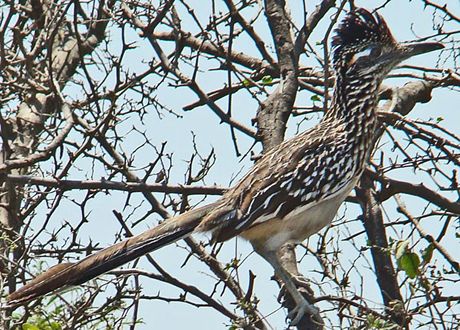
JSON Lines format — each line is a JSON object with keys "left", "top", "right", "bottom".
{"left": 395, "top": 240, "right": 409, "bottom": 260}
{"left": 261, "top": 75, "right": 273, "bottom": 85}
{"left": 422, "top": 243, "right": 435, "bottom": 264}
{"left": 436, "top": 116, "right": 444, "bottom": 123}
{"left": 395, "top": 240, "right": 420, "bottom": 279}
{"left": 22, "top": 324, "right": 40, "bottom": 330}
{"left": 49, "top": 322, "right": 62, "bottom": 330}
{"left": 242, "top": 79, "right": 250, "bottom": 87}
{"left": 310, "top": 94, "right": 321, "bottom": 102}
{"left": 398, "top": 252, "right": 420, "bottom": 279}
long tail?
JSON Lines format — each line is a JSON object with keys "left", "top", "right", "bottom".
{"left": 7, "top": 203, "right": 217, "bottom": 306}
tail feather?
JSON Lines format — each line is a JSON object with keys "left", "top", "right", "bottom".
{"left": 7, "top": 203, "right": 216, "bottom": 306}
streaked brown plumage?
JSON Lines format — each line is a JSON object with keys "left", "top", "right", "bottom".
{"left": 8, "top": 8, "right": 443, "bottom": 326}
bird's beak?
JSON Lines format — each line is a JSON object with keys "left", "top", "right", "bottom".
{"left": 400, "top": 41, "right": 444, "bottom": 59}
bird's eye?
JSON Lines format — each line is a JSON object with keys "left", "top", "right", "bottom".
{"left": 369, "top": 46, "right": 382, "bottom": 57}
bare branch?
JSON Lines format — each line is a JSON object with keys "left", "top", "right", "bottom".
{"left": 2, "top": 174, "right": 226, "bottom": 195}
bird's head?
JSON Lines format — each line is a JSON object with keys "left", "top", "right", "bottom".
{"left": 332, "top": 8, "right": 443, "bottom": 80}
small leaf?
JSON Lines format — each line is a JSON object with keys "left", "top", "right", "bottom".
{"left": 395, "top": 240, "right": 409, "bottom": 260}
{"left": 422, "top": 243, "right": 435, "bottom": 264}
{"left": 420, "top": 277, "right": 432, "bottom": 291}
{"left": 50, "top": 322, "right": 62, "bottom": 330}
{"left": 310, "top": 94, "right": 321, "bottom": 102}
{"left": 398, "top": 252, "right": 420, "bottom": 279}
{"left": 436, "top": 116, "right": 444, "bottom": 123}
{"left": 22, "top": 324, "right": 40, "bottom": 330}
{"left": 242, "top": 79, "right": 250, "bottom": 87}
{"left": 261, "top": 75, "right": 273, "bottom": 85}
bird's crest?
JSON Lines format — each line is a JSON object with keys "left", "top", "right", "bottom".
{"left": 332, "top": 8, "right": 395, "bottom": 63}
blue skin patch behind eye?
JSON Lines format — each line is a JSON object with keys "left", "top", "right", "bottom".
{"left": 354, "top": 47, "right": 373, "bottom": 58}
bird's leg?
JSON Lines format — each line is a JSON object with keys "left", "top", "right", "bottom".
{"left": 277, "top": 244, "right": 315, "bottom": 302}
{"left": 277, "top": 274, "right": 315, "bottom": 303}
{"left": 259, "top": 250, "right": 320, "bottom": 326}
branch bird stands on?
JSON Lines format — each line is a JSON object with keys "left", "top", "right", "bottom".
{"left": 7, "top": 8, "right": 443, "bottom": 326}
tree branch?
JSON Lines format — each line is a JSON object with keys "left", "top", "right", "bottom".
{"left": 367, "top": 170, "right": 460, "bottom": 215}
{"left": 356, "top": 174, "right": 408, "bottom": 327}
{"left": 1, "top": 174, "right": 227, "bottom": 195}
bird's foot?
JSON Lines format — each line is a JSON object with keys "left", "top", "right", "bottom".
{"left": 291, "top": 274, "right": 315, "bottom": 295}
{"left": 287, "top": 299, "right": 320, "bottom": 326}
{"left": 277, "top": 274, "right": 314, "bottom": 302}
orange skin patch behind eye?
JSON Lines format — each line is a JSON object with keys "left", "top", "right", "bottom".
{"left": 348, "top": 54, "right": 360, "bottom": 66}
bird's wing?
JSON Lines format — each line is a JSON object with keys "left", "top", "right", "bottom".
{"left": 208, "top": 126, "right": 355, "bottom": 242}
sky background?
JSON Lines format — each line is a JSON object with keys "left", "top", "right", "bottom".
{"left": 24, "top": 1, "right": 459, "bottom": 329}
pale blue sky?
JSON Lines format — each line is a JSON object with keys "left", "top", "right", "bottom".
{"left": 25, "top": 1, "right": 459, "bottom": 329}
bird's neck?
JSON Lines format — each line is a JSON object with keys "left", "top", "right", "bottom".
{"left": 326, "top": 74, "right": 381, "bottom": 124}
{"left": 324, "top": 73, "right": 381, "bottom": 164}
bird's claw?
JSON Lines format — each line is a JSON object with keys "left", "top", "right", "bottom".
{"left": 287, "top": 300, "right": 319, "bottom": 326}
{"left": 292, "top": 275, "right": 314, "bottom": 294}
{"left": 277, "top": 275, "right": 313, "bottom": 303}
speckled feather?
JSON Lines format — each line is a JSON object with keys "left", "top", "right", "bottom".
{"left": 332, "top": 8, "right": 395, "bottom": 63}
{"left": 8, "top": 7, "right": 443, "bottom": 308}
{"left": 200, "top": 9, "right": 390, "bottom": 244}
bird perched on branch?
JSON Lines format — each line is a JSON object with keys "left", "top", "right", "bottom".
{"left": 8, "top": 8, "right": 443, "bottom": 326}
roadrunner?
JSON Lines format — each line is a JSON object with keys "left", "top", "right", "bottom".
{"left": 8, "top": 8, "right": 442, "bottom": 325}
